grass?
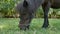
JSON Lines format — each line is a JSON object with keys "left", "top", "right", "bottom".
{"left": 0, "top": 18, "right": 60, "bottom": 34}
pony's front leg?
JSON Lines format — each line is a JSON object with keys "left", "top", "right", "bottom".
{"left": 42, "top": 1, "right": 51, "bottom": 28}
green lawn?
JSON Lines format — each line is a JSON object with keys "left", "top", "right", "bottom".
{"left": 0, "top": 18, "right": 60, "bottom": 34}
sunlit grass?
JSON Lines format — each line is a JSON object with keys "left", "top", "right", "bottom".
{"left": 0, "top": 18, "right": 60, "bottom": 34}
{"left": 0, "top": 25, "right": 5, "bottom": 29}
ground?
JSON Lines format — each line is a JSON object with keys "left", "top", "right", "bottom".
{"left": 0, "top": 18, "right": 60, "bottom": 34}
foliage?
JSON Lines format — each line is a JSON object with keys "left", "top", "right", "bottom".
{"left": 35, "top": 7, "right": 43, "bottom": 18}
{"left": 0, "top": 0, "right": 20, "bottom": 18}
{"left": 0, "top": 0, "right": 60, "bottom": 18}
{"left": 36, "top": 8, "right": 60, "bottom": 18}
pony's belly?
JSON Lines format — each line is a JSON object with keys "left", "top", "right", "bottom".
{"left": 51, "top": 0, "right": 60, "bottom": 9}
{"left": 51, "top": 3, "right": 60, "bottom": 9}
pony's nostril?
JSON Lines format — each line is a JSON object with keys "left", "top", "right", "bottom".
{"left": 20, "top": 27, "right": 26, "bottom": 30}
{"left": 20, "top": 28, "right": 22, "bottom": 30}
{"left": 20, "top": 27, "right": 23, "bottom": 30}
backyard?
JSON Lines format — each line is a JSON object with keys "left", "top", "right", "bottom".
{"left": 0, "top": 0, "right": 60, "bottom": 34}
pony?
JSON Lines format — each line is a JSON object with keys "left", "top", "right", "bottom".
{"left": 16, "top": 0, "right": 60, "bottom": 30}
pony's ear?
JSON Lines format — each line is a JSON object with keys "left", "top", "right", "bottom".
{"left": 23, "top": 0, "right": 28, "bottom": 8}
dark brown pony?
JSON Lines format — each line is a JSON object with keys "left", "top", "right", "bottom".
{"left": 16, "top": 0, "right": 60, "bottom": 30}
